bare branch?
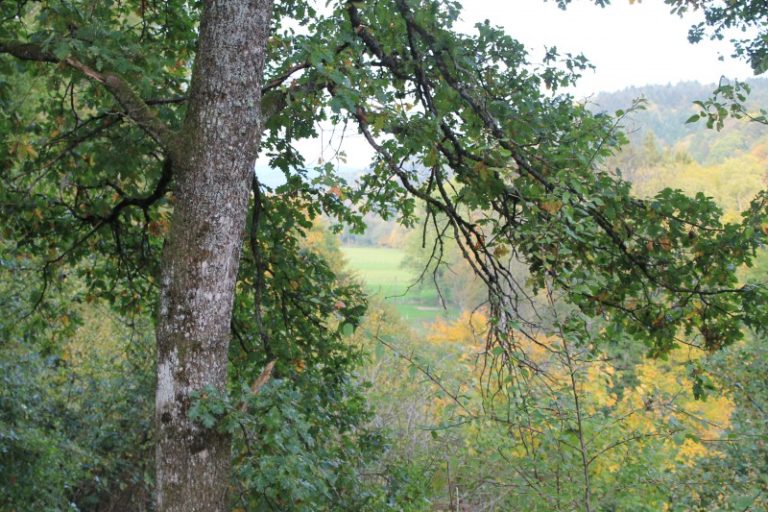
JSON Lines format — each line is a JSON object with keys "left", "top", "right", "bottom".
{"left": 239, "top": 360, "right": 276, "bottom": 412}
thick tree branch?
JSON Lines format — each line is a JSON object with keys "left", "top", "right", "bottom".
{"left": 0, "top": 40, "right": 58, "bottom": 62}
{"left": 63, "top": 58, "right": 176, "bottom": 152}
{"left": 0, "top": 39, "right": 176, "bottom": 154}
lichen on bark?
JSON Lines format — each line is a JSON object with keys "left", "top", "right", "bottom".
{"left": 153, "top": 1, "right": 275, "bottom": 510}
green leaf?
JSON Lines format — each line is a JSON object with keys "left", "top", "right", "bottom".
{"left": 340, "top": 323, "right": 355, "bottom": 336}
{"left": 53, "top": 42, "right": 71, "bottom": 60}
{"left": 685, "top": 114, "right": 701, "bottom": 124}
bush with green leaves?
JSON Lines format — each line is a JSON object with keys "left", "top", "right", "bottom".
{"left": 0, "top": 319, "right": 155, "bottom": 511}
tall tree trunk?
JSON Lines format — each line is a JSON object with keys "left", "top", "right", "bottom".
{"left": 154, "top": 1, "right": 273, "bottom": 510}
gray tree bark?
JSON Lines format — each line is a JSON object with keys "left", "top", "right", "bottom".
{"left": 154, "top": 1, "right": 274, "bottom": 510}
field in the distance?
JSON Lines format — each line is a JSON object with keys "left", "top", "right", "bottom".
{"left": 341, "top": 246, "right": 459, "bottom": 327}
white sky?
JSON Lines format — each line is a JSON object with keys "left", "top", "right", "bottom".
{"left": 258, "top": 0, "right": 754, "bottom": 181}
{"left": 458, "top": 0, "right": 752, "bottom": 98}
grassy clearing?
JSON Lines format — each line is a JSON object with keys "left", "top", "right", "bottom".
{"left": 341, "top": 247, "right": 411, "bottom": 297}
{"left": 341, "top": 246, "right": 459, "bottom": 327}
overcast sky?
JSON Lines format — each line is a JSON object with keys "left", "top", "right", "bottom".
{"left": 457, "top": 0, "right": 752, "bottom": 98}
{"left": 258, "top": 0, "right": 754, "bottom": 181}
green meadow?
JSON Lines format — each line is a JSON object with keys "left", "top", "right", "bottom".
{"left": 341, "top": 246, "right": 459, "bottom": 327}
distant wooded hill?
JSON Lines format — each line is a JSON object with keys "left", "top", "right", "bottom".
{"left": 591, "top": 79, "right": 768, "bottom": 164}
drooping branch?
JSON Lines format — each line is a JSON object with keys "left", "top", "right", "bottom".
{"left": 249, "top": 175, "right": 273, "bottom": 360}
{"left": 99, "top": 156, "right": 174, "bottom": 225}
{"left": 342, "top": 1, "right": 768, "bottom": 356}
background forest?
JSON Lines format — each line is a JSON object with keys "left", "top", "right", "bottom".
{"left": 2, "top": 1, "right": 768, "bottom": 511}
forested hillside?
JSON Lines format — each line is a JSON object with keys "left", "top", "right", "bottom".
{"left": 593, "top": 79, "right": 768, "bottom": 164}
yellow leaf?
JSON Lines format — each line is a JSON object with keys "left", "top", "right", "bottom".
{"left": 493, "top": 245, "right": 510, "bottom": 258}
{"left": 539, "top": 200, "right": 563, "bottom": 215}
